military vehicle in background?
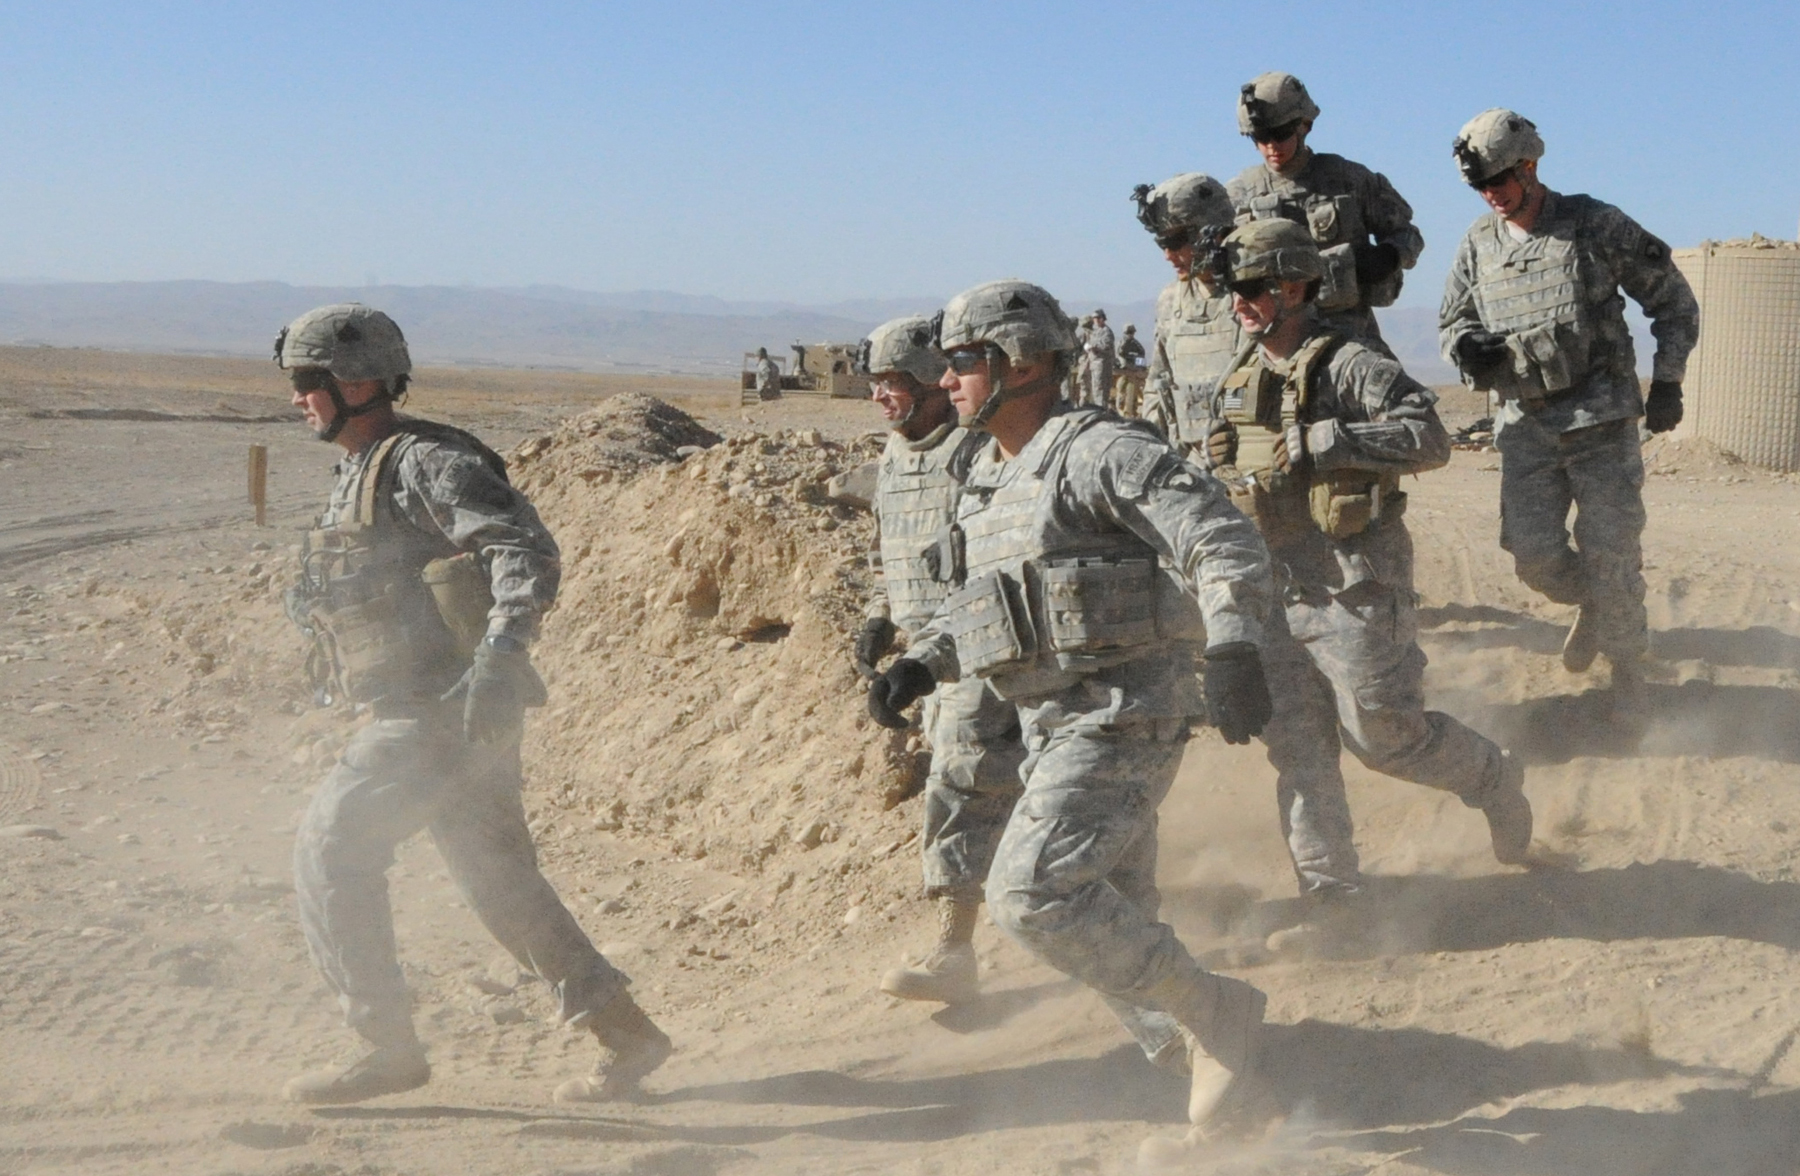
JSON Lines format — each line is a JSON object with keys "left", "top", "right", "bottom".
{"left": 741, "top": 342, "right": 870, "bottom": 402}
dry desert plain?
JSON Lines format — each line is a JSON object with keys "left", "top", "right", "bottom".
{"left": 5, "top": 346, "right": 1800, "bottom": 1176}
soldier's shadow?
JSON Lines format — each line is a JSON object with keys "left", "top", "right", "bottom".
{"left": 1419, "top": 603, "right": 1800, "bottom": 675}
{"left": 1345, "top": 1085, "right": 1800, "bottom": 1176}
{"left": 1234, "top": 860, "right": 1800, "bottom": 958}
{"left": 1482, "top": 681, "right": 1800, "bottom": 765}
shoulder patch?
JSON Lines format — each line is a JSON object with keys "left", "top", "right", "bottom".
{"left": 1114, "top": 439, "right": 1163, "bottom": 499}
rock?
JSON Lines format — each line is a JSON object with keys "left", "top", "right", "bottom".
{"left": 597, "top": 897, "right": 628, "bottom": 915}
{"left": 469, "top": 976, "right": 515, "bottom": 997}
{"left": 843, "top": 905, "right": 864, "bottom": 926}
{"left": 489, "top": 1003, "right": 529, "bottom": 1025}
{"left": 116, "top": 833, "right": 140, "bottom": 845}
{"left": 797, "top": 429, "right": 823, "bottom": 446}
{"left": 1, "top": 824, "right": 62, "bottom": 840}
{"left": 676, "top": 445, "right": 708, "bottom": 458}
{"left": 824, "top": 460, "right": 879, "bottom": 509}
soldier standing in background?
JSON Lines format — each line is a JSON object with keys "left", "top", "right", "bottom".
{"left": 866, "top": 281, "right": 1278, "bottom": 1146}
{"left": 276, "top": 304, "right": 670, "bottom": 1106}
{"left": 852, "top": 316, "right": 1026, "bottom": 1006}
{"left": 754, "top": 346, "right": 782, "bottom": 400}
{"left": 1116, "top": 323, "right": 1147, "bottom": 416}
{"left": 1194, "top": 224, "right": 1534, "bottom": 908}
{"left": 1084, "top": 308, "right": 1116, "bottom": 407}
{"left": 1440, "top": 109, "right": 1698, "bottom": 713}
{"left": 1071, "top": 315, "right": 1094, "bottom": 403}
{"left": 1227, "top": 72, "right": 1422, "bottom": 347}
{"left": 1133, "top": 172, "right": 1244, "bottom": 450}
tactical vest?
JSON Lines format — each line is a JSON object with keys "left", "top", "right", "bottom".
{"left": 1467, "top": 197, "right": 1628, "bottom": 403}
{"left": 1213, "top": 334, "right": 1401, "bottom": 544}
{"left": 938, "top": 410, "right": 1204, "bottom": 697}
{"left": 298, "top": 422, "right": 505, "bottom": 705}
{"left": 874, "top": 425, "right": 976, "bottom": 634}
{"left": 1236, "top": 154, "right": 1402, "bottom": 312}
{"left": 1157, "top": 280, "right": 1245, "bottom": 445}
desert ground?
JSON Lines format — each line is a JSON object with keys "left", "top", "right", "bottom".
{"left": 5, "top": 345, "right": 1800, "bottom": 1176}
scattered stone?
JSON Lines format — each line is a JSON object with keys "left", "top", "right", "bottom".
{"left": 116, "top": 832, "right": 140, "bottom": 845}
{"left": 824, "top": 460, "right": 879, "bottom": 509}
{"left": 489, "top": 1003, "right": 529, "bottom": 1025}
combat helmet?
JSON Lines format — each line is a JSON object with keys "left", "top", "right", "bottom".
{"left": 1132, "top": 172, "right": 1234, "bottom": 248}
{"left": 860, "top": 315, "right": 949, "bottom": 389}
{"left": 274, "top": 304, "right": 412, "bottom": 442}
{"left": 1452, "top": 108, "right": 1544, "bottom": 187}
{"left": 1236, "top": 72, "right": 1320, "bottom": 136}
{"left": 934, "top": 280, "right": 1076, "bottom": 429}
{"left": 274, "top": 303, "right": 411, "bottom": 383}
{"left": 1222, "top": 219, "right": 1324, "bottom": 285}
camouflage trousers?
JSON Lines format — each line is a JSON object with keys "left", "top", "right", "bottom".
{"left": 1496, "top": 414, "right": 1648, "bottom": 662}
{"left": 918, "top": 676, "right": 1026, "bottom": 899}
{"left": 1260, "top": 579, "right": 1505, "bottom": 894}
{"left": 984, "top": 688, "right": 1205, "bottom": 1062}
{"left": 1082, "top": 359, "right": 1115, "bottom": 408}
{"left": 294, "top": 701, "right": 623, "bottom": 1049}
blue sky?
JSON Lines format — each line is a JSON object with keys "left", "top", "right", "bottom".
{"left": 0, "top": 1, "right": 1791, "bottom": 308}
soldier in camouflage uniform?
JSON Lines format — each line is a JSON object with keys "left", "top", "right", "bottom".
{"left": 1227, "top": 72, "right": 1423, "bottom": 346}
{"left": 1083, "top": 309, "right": 1116, "bottom": 407}
{"left": 753, "top": 346, "right": 782, "bottom": 400}
{"left": 276, "top": 305, "right": 669, "bottom": 1106}
{"left": 853, "top": 316, "right": 1026, "bottom": 1007}
{"left": 1199, "top": 223, "right": 1534, "bottom": 898}
{"left": 866, "top": 280, "right": 1278, "bottom": 1139}
{"left": 1441, "top": 110, "right": 1697, "bottom": 710}
{"left": 1133, "top": 172, "right": 1245, "bottom": 451}
{"left": 1116, "top": 324, "right": 1147, "bottom": 416}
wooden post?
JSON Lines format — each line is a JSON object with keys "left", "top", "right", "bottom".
{"left": 248, "top": 444, "right": 268, "bottom": 526}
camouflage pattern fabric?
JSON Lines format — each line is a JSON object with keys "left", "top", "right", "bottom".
{"left": 317, "top": 420, "right": 560, "bottom": 646}
{"left": 917, "top": 675, "right": 1026, "bottom": 897}
{"left": 1496, "top": 415, "right": 1648, "bottom": 661}
{"left": 1227, "top": 150, "right": 1423, "bottom": 343}
{"left": 866, "top": 424, "right": 975, "bottom": 634}
{"left": 1201, "top": 322, "right": 1502, "bottom": 892}
{"left": 754, "top": 355, "right": 781, "bottom": 399}
{"left": 1083, "top": 323, "right": 1116, "bottom": 408}
{"left": 1146, "top": 277, "right": 1242, "bottom": 446}
{"left": 295, "top": 703, "right": 624, "bottom": 1048}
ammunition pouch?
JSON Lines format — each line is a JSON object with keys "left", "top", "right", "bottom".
{"left": 1308, "top": 472, "right": 1404, "bottom": 539}
{"left": 1315, "top": 243, "right": 1360, "bottom": 313}
{"left": 421, "top": 552, "right": 495, "bottom": 656}
{"left": 943, "top": 570, "right": 1036, "bottom": 678}
{"left": 1494, "top": 322, "right": 1589, "bottom": 404}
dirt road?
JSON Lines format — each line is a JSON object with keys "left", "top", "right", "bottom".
{"left": 5, "top": 347, "right": 1800, "bottom": 1176}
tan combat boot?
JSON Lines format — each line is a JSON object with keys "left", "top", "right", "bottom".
{"left": 1484, "top": 749, "right": 1533, "bottom": 866}
{"left": 553, "top": 988, "right": 672, "bottom": 1104}
{"left": 880, "top": 894, "right": 979, "bottom": 1005}
{"left": 1138, "top": 972, "right": 1270, "bottom": 1164}
{"left": 284, "top": 1043, "right": 430, "bottom": 1105}
{"left": 1562, "top": 603, "right": 1600, "bottom": 673}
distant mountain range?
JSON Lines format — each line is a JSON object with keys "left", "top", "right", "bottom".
{"left": 0, "top": 279, "right": 1468, "bottom": 383}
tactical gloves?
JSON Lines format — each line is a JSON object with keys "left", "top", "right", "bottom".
{"left": 1453, "top": 330, "right": 1510, "bottom": 379}
{"left": 868, "top": 659, "right": 936, "bottom": 730}
{"left": 1203, "top": 420, "right": 1238, "bottom": 471}
{"left": 442, "top": 638, "right": 549, "bottom": 745}
{"left": 1353, "top": 241, "right": 1402, "bottom": 286}
{"left": 853, "top": 616, "right": 897, "bottom": 680}
{"left": 1644, "top": 380, "right": 1683, "bottom": 434}
{"left": 1201, "top": 642, "right": 1272, "bottom": 745}
{"left": 1272, "top": 424, "right": 1307, "bottom": 476}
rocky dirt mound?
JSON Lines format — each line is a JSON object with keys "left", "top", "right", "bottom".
{"left": 509, "top": 392, "right": 722, "bottom": 483}
{"left": 1643, "top": 433, "right": 1763, "bottom": 481}
{"left": 506, "top": 402, "right": 932, "bottom": 943}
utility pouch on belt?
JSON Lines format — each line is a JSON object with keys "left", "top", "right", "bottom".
{"left": 1040, "top": 558, "right": 1157, "bottom": 659}
{"left": 1315, "top": 243, "right": 1360, "bottom": 312}
{"left": 421, "top": 552, "right": 494, "bottom": 656}
{"left": 1307, "top": 474, "right": 1404, "bottom": 539}
{"left": 944, "top": 570, "right": 1035, "bottom": 677}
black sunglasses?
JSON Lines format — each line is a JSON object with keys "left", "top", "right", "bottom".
{"left": 944, "top": 349, "right": 990, "bottom": 374}
{"left": 1472, "top": 167, "right": 1516, "bottom": 193}
{"left": 1229, "top": 279, "right": 1278, "bottom": 301}
{"left": 1250, "top": 121, "right": 1301, "bottom": 146}
{"left": 288, "top": 368, "right": 338, "bottom": 393}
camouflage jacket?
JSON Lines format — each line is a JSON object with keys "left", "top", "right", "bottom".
{"left": 317, "top": 418, "right": 560, "bottom": 643}
{"left": 1118, "top": 334, "right": 1146, "bottom": 368}
{"left": 1439, "top": 188, "right": 1700, "bottom": 435}
{"left": 1145, "top": 276, "right": 1244, "bottom": 446}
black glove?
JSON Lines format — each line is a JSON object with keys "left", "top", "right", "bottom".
{"left": 1202, "top": 642, "right": 1272, "bottom": 745}
{"left": 1644, "top": 380, "right": 1683, "bottom": 434}
{"left": 1353, "top": 241, "right": 1402, "bottom": 286}
{"left": 441, "top": 639, "right": 549, "bottom": 745}
{"left": 853, "top": 616, "right": 896, "bottom": 680}
{"left": 1453, "top": 330, "right": 1511, "bottom": 379}
{"left": 867, "top": 659, "right": 935, "bottom": 730}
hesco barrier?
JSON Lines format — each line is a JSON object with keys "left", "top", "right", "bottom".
{"left": 1674, "top": 239, "right": 1800, "bottom": 471}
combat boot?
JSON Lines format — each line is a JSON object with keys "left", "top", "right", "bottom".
{"left": 880, "top": 894, "right": 979, "bottom": 1005}
{"left": 552, "top": 988, "right": 672, "bottom": 1104}
{"left": 1562, "top": 604, "right": 1600, "bottom": 673}
{"left": 1483, "top": 750, "right": 1533, "bottom": 866}
{"left": 283, "top": 1043, "right": 430, "bottom": 1105}
{"left": 1178, "top": 973, "right": 1266, "bottom": 1128}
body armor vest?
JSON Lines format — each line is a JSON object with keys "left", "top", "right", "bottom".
{"left": 1235, "top": 153, "right": 1402, "bottom": 313}
{"left": 940, "top": 409, "right": 1202, "bottom": 697}
{"left": 1157, "top": 280, "right": 1245, "bottom": 445}
{"left": 298, "top": 422, "right": 505, "bottom": 705}
{"left": 874, "top": 425, "right": 974, "bottom": 633}
{"left": 1214, "top": 333, "right": 1401, "bottom": 544}
{"left": 1468, "top": 195, "right": 1628, "bottom": 403}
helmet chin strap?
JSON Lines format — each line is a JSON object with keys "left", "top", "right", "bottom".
{"left": 960, "top": 346, "right": 1062, "bottom": 432}
{"left": 313, "top": 374, "right": 392, "bottom": 443}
